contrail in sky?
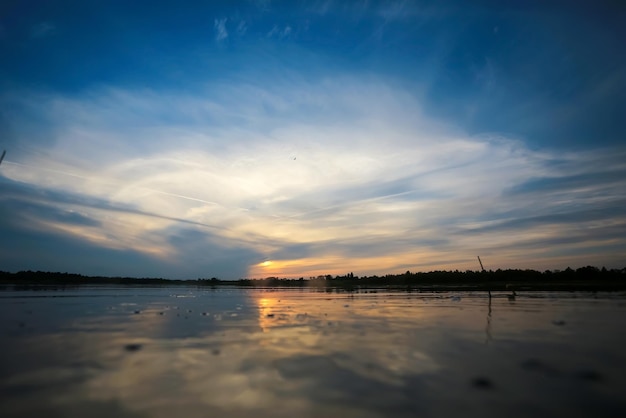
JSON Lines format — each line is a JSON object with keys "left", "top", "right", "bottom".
{"left": 142, "top": 188, "right": 227, "bottom": 207}
{"left": 3, "top": 157, "right": 249, "bottom": 213}
{"left": 4, "top": 160, "right": 93, "bottom": 180}
{"left": 269, "top": 190, "right": 417, "bottom": 221}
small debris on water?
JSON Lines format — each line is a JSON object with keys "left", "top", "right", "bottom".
{"left": 134, "top": 310, "right": 141, "bottom": 314}
{"left": 552, "top": 320, "right": 566, "bottom": 326}
{"left": 472, "top": 377, "right": 494, "bottom": 389}
{"left": 576, "top": 370, "right": 603, "bottom": 382}
{"left": 211, "top": 348, "right": 221, "bottom": 356}
{"left": 520, "top": 359, "right": 561, "bottom": 376}
{"left": 451, "top": 296, "right": 461, "bottom": 302}
{"left": 124, "top": 343, "right": 143, "bottom": 352}
{"left": 267, "top": 313, "right": 275, "bottom": 318}
{"left": 521, "top": 358, "right": 544, "bottom": 371}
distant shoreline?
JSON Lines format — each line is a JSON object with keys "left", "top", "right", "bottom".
{"left": 2, "top": 267, "right": 625, "bottom": 292}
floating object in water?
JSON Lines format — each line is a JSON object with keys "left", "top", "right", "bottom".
{"left": 521, "top": 358, "right": 545, "bottom": 371}
{"left": 576, "top": 370, "right": 603, "bottom": 382}
{"left": 124, "top": 343, "right": 142, "bottom": 352}
{"left": 552, "top": 319, "right": 566, "bottom": 326}
{"left": 472, "top": 377, "right": 494, "bottom": 389}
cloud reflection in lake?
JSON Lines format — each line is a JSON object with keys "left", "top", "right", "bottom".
{"left": 1, "top": 287, "right": 625, "bottom": 417}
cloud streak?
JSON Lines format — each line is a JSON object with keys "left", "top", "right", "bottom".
{"left": 30, "top": 22, "right": 56, "bottom": 39}
{"left": 214, "top": 18, "right": 228, "bottom": 42}
{"left": 1, "top": 74, "right": 625, "bottom": 278}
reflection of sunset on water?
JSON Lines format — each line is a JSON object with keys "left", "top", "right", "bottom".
{"left": 256, "top": 295, "right": 278, "bottom": 332}
{"left": 2, "top": 288, "right": 626, "bottom": 418}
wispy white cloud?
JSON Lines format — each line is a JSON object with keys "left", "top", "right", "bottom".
{"left": 214, "top": 18, "right": 228, "bottom": 42}
{"left": 30, "top": 22, "right": 56, "bottom": 39}
{"left": 267, "top": 24, "right": 292, "bottom": 39}
{"left": 377, "top": 0, "right": 410, "bottom": 20}
{"left": 237, "top": 20, "right": 248, "bottom": 36}
{"left": 250, "top": 0, "right": 271, "bottom": 12}
{"left": 307, "top": 0, "right": 334, "bottom": 16}
{"left": 1, "top": 75, "right": 625, "bottom": 278}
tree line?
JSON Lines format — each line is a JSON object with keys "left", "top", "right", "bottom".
{"left": 1, "top": 266, "right": 625, "bottom": 291}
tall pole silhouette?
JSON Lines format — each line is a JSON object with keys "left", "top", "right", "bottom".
{"left": 0, "top": 150, "right": 5, "bottom": 166}
{"left": 478, "top": 256, "right": 491, "bottom": 300}
{"left": 477, "top": 256, "right": 485, "bottom": 272}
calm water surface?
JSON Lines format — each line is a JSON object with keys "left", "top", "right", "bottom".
{"left": 1, "top": 286, "right": 625, "bottom": 417}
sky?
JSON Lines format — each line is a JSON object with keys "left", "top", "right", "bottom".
{"left": 0, "top": 0, "right": 625, "bottom": 279}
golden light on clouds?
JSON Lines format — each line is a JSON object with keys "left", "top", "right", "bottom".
{"left": 2, "top": 78, "right": 625, "bottom": 279}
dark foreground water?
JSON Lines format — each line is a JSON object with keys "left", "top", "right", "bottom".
{"left": 1, "top": 286, "right": 625, "bottom": 418}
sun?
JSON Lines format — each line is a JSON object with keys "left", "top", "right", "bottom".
{"left": 261, "top": 260, "right": 273, "bottom": 267}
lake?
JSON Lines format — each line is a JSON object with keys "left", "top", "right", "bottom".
{"left": 1, "top": 286, "right": 625, "bottom": 417}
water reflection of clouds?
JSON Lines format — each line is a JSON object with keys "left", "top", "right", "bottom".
{"left": 249, "top": 290, "right": 443, "bottom": 389}
{"left": 1, "top": 289, "right": 626, "bottom": 417}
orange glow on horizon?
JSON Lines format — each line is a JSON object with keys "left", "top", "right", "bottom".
{"left": 246, "top": 252, "right": 617, "bottom": 279}
{"left": 247, "top": 253, "right": 461, "bottom": 278}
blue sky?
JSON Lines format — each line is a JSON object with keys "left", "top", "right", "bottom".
{"left": 1, "top": 0, "right": 625, "bottom": 279}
